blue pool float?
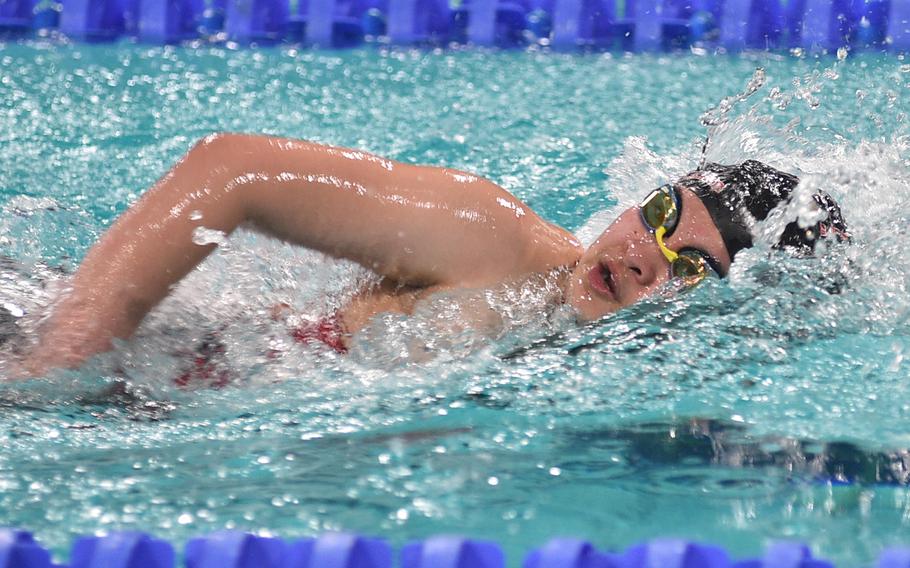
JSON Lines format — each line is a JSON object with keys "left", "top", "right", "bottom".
{"left": 0, "top": 0, "right": 32, "bottom": 34}
{"left": 3, "top": 530, "right": 910, "bottom": 568}
{"left": 9, "top": 0, "right": 906, "bottom": 52}
{"left": 291, "top": 533, "right": 391, "bottom": 568}
{"left": 386, "top": 0, "right": 450, "bottom": 44}
{"left": 402, "top": 536, "right": 503, "bottom": 568}
{"left": 59, "top": 0, "right": 140, "bottom": 41}
{"left": 0, "top": 530, "right": 54, "bottom": 568}
{"left": 523, "top": 538, "right": 615, "bottom": 567}
{"left": 139, "top": 0, "right": 208, "bottom": 43}
{"left": 70, "top": 532, "right": 174, "bottom": 568}
{"left": 550, "top": 0, "right": 613, "bottom": 50}
{"left": 731, "top": 542, "right": 833, "bottom": 568}
{"left": 224, "top": 0, "right": 288, "bottom": 43}
{"left": 185, "top": 531, "right": 285, "bottom": 568}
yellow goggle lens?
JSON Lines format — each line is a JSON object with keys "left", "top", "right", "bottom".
{"left": 671, "top": 251, "right": 709, "bottom": 284}
{"left": 640, "top": 186, "right": 679, "bottom": 233}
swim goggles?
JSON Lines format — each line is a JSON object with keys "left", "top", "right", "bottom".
{"left": 638, "top": 184, "right": 720, "bottom": 286}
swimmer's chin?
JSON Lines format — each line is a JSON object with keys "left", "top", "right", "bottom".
{"left": 563, "top": 283, "right": 622, "bottom": 323}
{"left": 563, "top": 296, "right": 621, "bottom": 324}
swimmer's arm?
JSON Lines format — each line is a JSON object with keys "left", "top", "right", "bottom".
{"left": 238, "top": 136, "right": 582, "bottom": 287}
{"left": 23, "top": 133, "right": 580, "bottom": 374}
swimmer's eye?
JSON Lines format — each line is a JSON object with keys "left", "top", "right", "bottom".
{"left": 671, "top": 249, "right": 720, "bottom": 286}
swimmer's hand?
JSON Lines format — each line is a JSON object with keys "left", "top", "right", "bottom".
{"left": 29, "top": 133, "right": 581, "bottom": 372}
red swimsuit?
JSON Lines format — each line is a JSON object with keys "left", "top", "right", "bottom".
{"left": 174, "top": 313, "right": 348, "bottom": 388}
{"left": 290, "top": 313, "right": 348, "bottom": 354}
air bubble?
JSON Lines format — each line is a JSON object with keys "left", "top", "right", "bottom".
{"left": 836, "top": 47, "right": 848, "bottom": 61}
{"left": 189, "top": 210, "right": 203, "bottom": 221}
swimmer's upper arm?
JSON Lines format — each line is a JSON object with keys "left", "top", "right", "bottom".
{"left": 234, "top": 134, "right": 581, "bottom": 287}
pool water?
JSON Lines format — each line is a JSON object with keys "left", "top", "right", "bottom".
{"left": 1, "top": 41, "right": 909, "bottom": 567}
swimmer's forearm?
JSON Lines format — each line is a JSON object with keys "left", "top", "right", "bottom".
{"left": 30, "top": 134, "right": 251, "bottom": 371}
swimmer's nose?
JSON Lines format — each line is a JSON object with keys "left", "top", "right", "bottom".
{"left": 622, "top": 239, "right": 662, "bottom": 288}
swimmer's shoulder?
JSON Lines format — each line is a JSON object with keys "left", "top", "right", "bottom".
{"left": 520, "top": 218, "right": 584, "bottom": 275}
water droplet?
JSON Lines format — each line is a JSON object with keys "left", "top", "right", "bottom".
{"left": 2, "top": 303, "right": 24, "bottom": 318}
{"left": 192, "top": 226, "right": 226, "bottom": 246}
{"left": 548, "top": 467, "right": 561, "bottom": 476}
{"left": 189, "top": 210, "right": 203, "bottom": 221}
{"left": 837, "top": 47, "right": 848, "bottom": 61}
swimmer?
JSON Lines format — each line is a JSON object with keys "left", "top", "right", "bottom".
{"left": 12, "top": 134, "right": 848, "bottom": 377}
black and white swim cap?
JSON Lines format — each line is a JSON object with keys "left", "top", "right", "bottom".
{"left": 677, "top": 160, "right": 849, "bottom": 259}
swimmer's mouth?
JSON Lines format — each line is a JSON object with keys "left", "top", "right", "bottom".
{"left": 600, "top": 262, "right": 618, "bottom": 298}
{"left": 587, "top": 261, "right": 618, "bottom": 300}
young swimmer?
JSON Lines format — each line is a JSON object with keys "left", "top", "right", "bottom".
{"left": 13, "top": 134, "right": 848, "bottom": 378}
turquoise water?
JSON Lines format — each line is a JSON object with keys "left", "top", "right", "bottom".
{"left": 1, "top": 41, "right": 910, "bottom": 566}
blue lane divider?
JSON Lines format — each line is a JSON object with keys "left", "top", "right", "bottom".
{"left": 878, "top": 548, "right": 910, "bottom": 568}
{"left": 402, "top": 536, "right": 503, "bottom": 568}
{"left": 523, "top": 538, "right": 616, "bottom": 567}
{"left": 720, "top": 0, "right": 785, "bottom": 51}
{"left": 386, "top": 0, "right": 449, "bottom": 44}
{"left": 5, "top": 0, "right": 907, "bottom": 52}
{"left": 32, "top": 1, "right": 61, "bottom": 31}
{"left": 0, "top": 0, "right": 32, "bottom": 33}
{"left": 295, "top": 533, "right": 391, "bottom": 568}
{"left": 138, "top": 0, "right": 206, "bottom": 43}
{"left": 448, "top": 0, "right": 530, "bottom": 47}
{"left": 70, "top": 532, "right": 174, "bottom": 568}
{"left": 614, "top": 539, "right": 730, "bottom": 568}
{"left": 890, "top": 0, "right": 910, "bottom": 52}
{"left": 3, "top": 530, "right": 910, "bottom": 568}
{"left": 303, "top": 0, "right": 368, "bottom": 47}
{"left": 59, "top": 0, "right": 141, "bottom": 41}
{"left": 0, "top": 530, "right": 55, "bottom": 568}
{"left": 550, "top": 0, "right": 613, "bottom": 50}
{"left": 185, "top": 531, "right": 284, "bottom": 568}
{"left": 731, "top": 542, "right": 833, "bottom": 568}
{"left": 224, "top": 0, "right": 288, "bottom": 43}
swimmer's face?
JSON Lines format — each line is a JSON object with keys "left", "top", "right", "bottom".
{"left": 565, "top": 187, "right": 733, "bottom": 322}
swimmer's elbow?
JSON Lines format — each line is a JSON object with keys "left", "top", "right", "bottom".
{"left": 190, "top": 131, "right": 250, "bottom": 154}
{"left": 183, "top": 132, "right": 265, "bottom": 223}
{"left": 186, "top": 132, "right": 263, "bottom": 173}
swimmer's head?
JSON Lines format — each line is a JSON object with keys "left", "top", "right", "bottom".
{"left": 565, "top": 160, "right": 849, "bottom": 322}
